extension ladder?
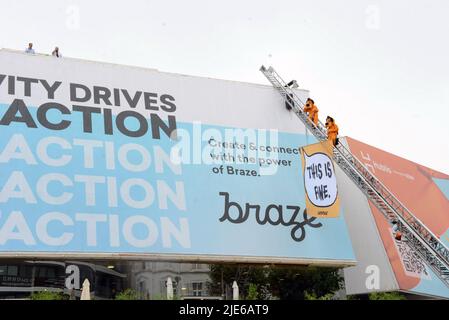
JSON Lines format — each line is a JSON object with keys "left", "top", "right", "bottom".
{"left": 260, "top": 65, "right": 449, "bottom": 287}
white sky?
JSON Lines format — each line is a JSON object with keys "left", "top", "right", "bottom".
{"left": 0, "top": 0, "right": 448, "bottom": 173}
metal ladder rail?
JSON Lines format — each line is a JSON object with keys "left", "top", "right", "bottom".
{"left": 260, "top": 64, "right": 449, "bottom": 260}
{"left": 260, "top": 65, "right": 449, "bottom": 283}
{"left": 261, "top": 66, "right": 329, "bottom": 140}
{"left": 260, "top": 64, "right": 449, "bottom": 264}
{"left": 336, "top": 141, "right": 449, "bottom": 257}
{"left": 334, "top": 146, "right": 449, "bottom": 281}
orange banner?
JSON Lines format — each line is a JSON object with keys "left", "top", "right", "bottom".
{"left": 346, "top": 136, "right": 449, "bottom": 292}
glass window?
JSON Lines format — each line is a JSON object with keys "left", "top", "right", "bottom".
{"left": 7, "top": 265, "right": 18, "bottom": 276}
{"left": 192, "top": 282, "right": 203, "bottom": 297}
{"left": 47, "top": 268, "right": 55, "bottom": 279}
{"left": 138, "top": 281, "right": 145, "bottom": 293}
{"left": 192, "top": 264, "right": 209, "bottom": 270}
{"left": 0, "top": 266, "right": 6, "bottom": 275}
{"left": 38, "top": 267, "right": 47, "bottom": 278}
{"left": 24, "top": 266, "right": 33, "bottom": 278}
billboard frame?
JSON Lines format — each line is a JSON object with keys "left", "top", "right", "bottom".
{"left": 0, "top": 252, "right": 356, "bottom": 267}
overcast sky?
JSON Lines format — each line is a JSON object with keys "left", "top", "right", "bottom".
{"left": 1, "top": 0, "right": 448, "bottom": 173}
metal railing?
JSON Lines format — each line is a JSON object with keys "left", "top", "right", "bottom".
{"left": 260, "top": 65, "right": 449, "bottom": 286}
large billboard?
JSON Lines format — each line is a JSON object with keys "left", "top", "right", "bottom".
{"left": 0, "top": 49, "right": 355, "bottom": 265}
{"left": 345, "top": 137, "right": 449, "bottom": 298}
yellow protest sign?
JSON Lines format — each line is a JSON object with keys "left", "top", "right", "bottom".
{"left": 301, "top": 141, "right": 340, "bottom": 218}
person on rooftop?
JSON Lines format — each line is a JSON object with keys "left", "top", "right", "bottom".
{"left": 52, "top": 46, "right": 62, "bottom": 58}
{"left": 25, "top": 43, "right": 35, "bottom": 54}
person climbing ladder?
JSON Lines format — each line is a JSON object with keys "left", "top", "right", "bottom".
{"left": 325, "top": 116, "right": 339, "bottom": 146}
{"left": 303, "top": 98, "right": 319, "bottom": 126}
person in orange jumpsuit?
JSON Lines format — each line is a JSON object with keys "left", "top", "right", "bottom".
{"left": 325, "top": 116, "right": 339, "bottom": 146}
{"left": 303, "top": 98, "right": 319, "bottom": 125}
{"left": 392, "top": 221, "right": 402, "bottom": 241}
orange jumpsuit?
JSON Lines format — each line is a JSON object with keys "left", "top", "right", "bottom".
{"left": 303, "top": 103, "right": 319, "bottom": 125}
{"left": 326, "top": 122, "right": 339, "bottom": 146}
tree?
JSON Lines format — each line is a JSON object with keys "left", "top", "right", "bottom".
{"left": 304, "top": 292, "right": 334, "bottom": 300}
{"left": 368, "top": 292, "right": 406, "bottom": 300}
{"left": 246, "top": 284, "right": 258, "bottom": 300}
{"left": 208, "top": 264, "right": 343, "bottom": 300}
{"left": 208, "top": 264, "right": 269, "bottom": 299}
{"left": 30, "top": 290, "right": 68, "bottom": 300}
{"left": 267, "top": 266, "right": 343, "bottom": 300}
{"left": 115, "top": 289, "right": 140, "bottom": 300}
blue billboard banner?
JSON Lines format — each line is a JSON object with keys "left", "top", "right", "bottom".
{"left": 0, "top": 104, "right": 354, "bottom": 263}
{"left": 0, "top": 53, "right": 355, "bottom": 264}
